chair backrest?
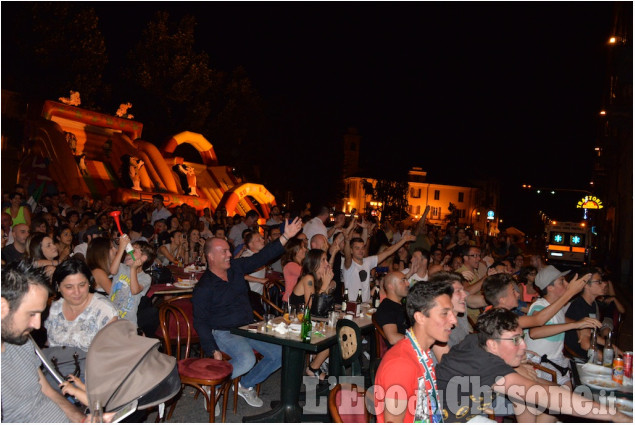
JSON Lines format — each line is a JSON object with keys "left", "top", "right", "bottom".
{"left": 261, "top": 294, "right": 284, "bottom": 316}
{"left": 527, "top": 362, "right": 557, "bottom": 383}
{"left": 155, "top": 294, "right": 198, "bottom": 339}
{"left": 371, "top": 315, "right": 389, "bottom": 358}
{"left": 158, "top": 302, "right": 194, "bottom": 360}
{"left": 328, "top": 383, "right": 370, "bottom": 423}
{"left": 264, "top": 279, "right": 284, "bottom": 309}
{"left": 336, "top": 318, "right": 363, "bottom": 376}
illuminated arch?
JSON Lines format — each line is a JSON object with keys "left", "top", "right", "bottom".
{"left": 161, "top": 131, "right": 218, "bottom": 166}
{"left": 220, "top": 183, "right": 276, "bottom": 217}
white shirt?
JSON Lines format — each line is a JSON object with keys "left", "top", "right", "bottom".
{"left": 342, "top": 255, "right": 378, "bottom": 303}
{"left": 402, "top": 267, "right": 428, "bottom": 286}
{"left": 151, "top": 206, "right": 171, "bottom": 225}
{"left": 72, "top": 242, "right": 88, "bottom": 258}
{"left": 302, "top": 217, "right": 328, "bottom": 247}
{"left": 238, "top": 248, "right": 266, "bottom": 295}
{"left": 228, "top": 222, "right": 248, "bottom": 246}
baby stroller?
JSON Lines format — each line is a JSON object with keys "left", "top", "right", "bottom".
{"left": 85, "top": 320, "right": 181, "bottom": 421}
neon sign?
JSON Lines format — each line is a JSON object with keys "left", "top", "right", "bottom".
{"left": 576, "top": 195, "right": 603, "bottom": 209}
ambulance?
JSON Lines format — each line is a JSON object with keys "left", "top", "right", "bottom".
{"left": 545, "top": 221, "right": 591, "bottom": 266}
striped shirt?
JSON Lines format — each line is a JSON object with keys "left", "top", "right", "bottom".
{"left": 1, "top": 339, "right": 69, "bottom": 422}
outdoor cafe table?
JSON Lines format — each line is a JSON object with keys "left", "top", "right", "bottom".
{"left": 570, "top": 359, "right": 633, "bottom": 407}
{"left": 231, "top": 311, "right": 373, "bottom": 422}
{"left": 146, "top": 283, "right": 194, "bottom": 298}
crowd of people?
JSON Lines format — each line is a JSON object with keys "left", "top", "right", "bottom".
{"left": 0, "top": 183, "right": 629, "bottom": 422}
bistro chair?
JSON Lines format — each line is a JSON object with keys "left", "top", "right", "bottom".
{"left": 371, "top": 316, "right": 389, "bottom": 358}
{"left": 328, "top": 383, "right": 372, "bottom": 423}
{"left": 158, "top": 302, "right": 233, "bottom": 422}
{"left": 156, "top": 294, "right": 200, "bottom": 354}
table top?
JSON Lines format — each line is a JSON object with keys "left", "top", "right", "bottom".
{"left": 146, "top": 283, "right": 194, "bottom": 297}
{"left": 231, "top": 310, "right": 373, "bottom": 353}
{"left": 571, "top": 360, "right": 633, "bottom": 400}
{"left": 166, "top": 265, "right": 205, "bottom": 280}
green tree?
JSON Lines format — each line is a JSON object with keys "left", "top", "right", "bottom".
{"left": 372, "top": 179, "right": 410, "bottom": 220}
{"left": 445, "top": 202, "right": 459, "bottom": 225}
{"left": 124, "top": 11, "right": 219, "bottom": 142}
{"left": 3, "top": 3, "right": 108, "bottom": 108}
{"left": 124, "top": 11, "right": 266, "bottom": 182}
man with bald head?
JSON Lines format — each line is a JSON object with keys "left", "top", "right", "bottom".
{"left": 2, "top": 224, "right": 29, "bottom": 264}
{"left": 373, "top": 271, "right": 410, "bottom": 346}
{"left": 193, "top": 217, "right": 302, "bottom": 410}
{"left": 309, "top": 233, "right": 328, "bottom": 251}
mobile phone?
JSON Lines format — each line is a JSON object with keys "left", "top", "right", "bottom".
{"left": 110, "top": 399, "right": 138, "bottom": 423}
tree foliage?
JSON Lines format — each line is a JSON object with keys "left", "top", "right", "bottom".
{"left": 3, "top": 3, "right": 108, "bottom": 108}
{"left": 370, "top": 179, "right": 410, "bottom": 220}
{"left": 124, "top": 11, "right": 266, "bottom": 181}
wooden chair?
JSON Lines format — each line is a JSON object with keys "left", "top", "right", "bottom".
{"left": 158, "top": 302, "right": 233, "bottom": 422}
{"left": 328, "top": 383, "right": 371, "bottom": 423}
{"left": 371, "top": 315, "right": 389, "bottom": 358}
{"left": 156, "top": 294, "right": 200, "bottom": 354}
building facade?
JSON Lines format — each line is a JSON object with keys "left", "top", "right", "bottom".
{"left": 343, "top": 168, "right": 499, "bottom": 235}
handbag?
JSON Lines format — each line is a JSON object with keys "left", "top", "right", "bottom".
{"left": 149, "top": 265, "right": 173, "bottom": 284}
{"left": 311, "top": 292, "right": 335, "bottom": 317}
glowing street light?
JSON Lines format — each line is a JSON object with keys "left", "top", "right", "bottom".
{"left": 599, "top": 110, "right": 607, "bottom": 115}
{"left": 609, "top": 36, "right": 617, "bottom": 44}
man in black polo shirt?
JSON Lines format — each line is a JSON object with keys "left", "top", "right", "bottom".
{"left": 193, "top": 217, "right": 302, "bottom": 408}
{"left": 374, "top": 271, "right": 409, "bottom": 347}
{"left": 1, "top": 224, "right": 29, "bottom": 265}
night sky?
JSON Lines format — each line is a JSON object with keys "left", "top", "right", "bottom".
{"left": 94, "top": 3, "right": 614, "bottom": 179}
{"left": 5, "top": 2, "right": 619, "bottom": 228}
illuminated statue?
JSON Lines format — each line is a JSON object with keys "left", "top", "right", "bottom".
{"left": 76, "top": 153, "right": 89, "bottom": 176}
{"left": 173, "top": 164, "right": 198, "bottom": 196}
{"left": 59, "top": 90, "right": 81, "bottom": 106}
{"left": 115, "top": 102, "right": 134, "bottom": 119}
{"left": 120, "top": 154, "right": 144, "bottom": 191}
{"left": 65, "top": 132, "right": 78, "bottom": 155}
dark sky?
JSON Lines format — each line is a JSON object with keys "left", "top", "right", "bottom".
{"left": 93, "top": 2, "right": 614, "bottom": 191}
{"left": 5, "top": 2, "right": 619, "bottom": 227}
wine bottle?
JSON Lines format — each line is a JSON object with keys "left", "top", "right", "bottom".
{"left": 301, "top": 294, "right": 313, "bottom": 343}
{"left": 372, "top": 286, "right": 380, "bottom": 308}
{"left": 342, "top": 288, "right": 348, "bottom": 312}
{"left": 603, "top": 331, "right": 614, "bottom": 368}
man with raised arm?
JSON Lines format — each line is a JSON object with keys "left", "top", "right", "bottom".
{"left": 482, "top": 271, "right": 590, "bottom": 329}
{"left": 524, "top": 265, "right": 602, "bottom": 386}
{"left": 193, "top": 218, "right": 302, "bottom": 409}
{"left": 343, "top": 223, "right": 415, "bottom": 303}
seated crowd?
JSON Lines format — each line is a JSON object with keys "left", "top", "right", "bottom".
{"left": 0, "top": 184, "right": 629, "bottom": 423}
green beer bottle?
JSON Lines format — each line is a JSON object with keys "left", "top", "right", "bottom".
{"left": 301, "top": 294, "right": 313, "bottom": 343}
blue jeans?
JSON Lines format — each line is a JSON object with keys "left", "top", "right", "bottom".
{"left": 212, "top": 330, "right": 282, "bottom": 388}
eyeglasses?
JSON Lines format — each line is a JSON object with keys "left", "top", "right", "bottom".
{"left": 494, "top": 335, "right": 524, "bottom": 346}
{"left": 467, "top": 254, "right": 481, "bottom": 258}
{"left": 589, "top": 280, "right": 602, "bottom": 285}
